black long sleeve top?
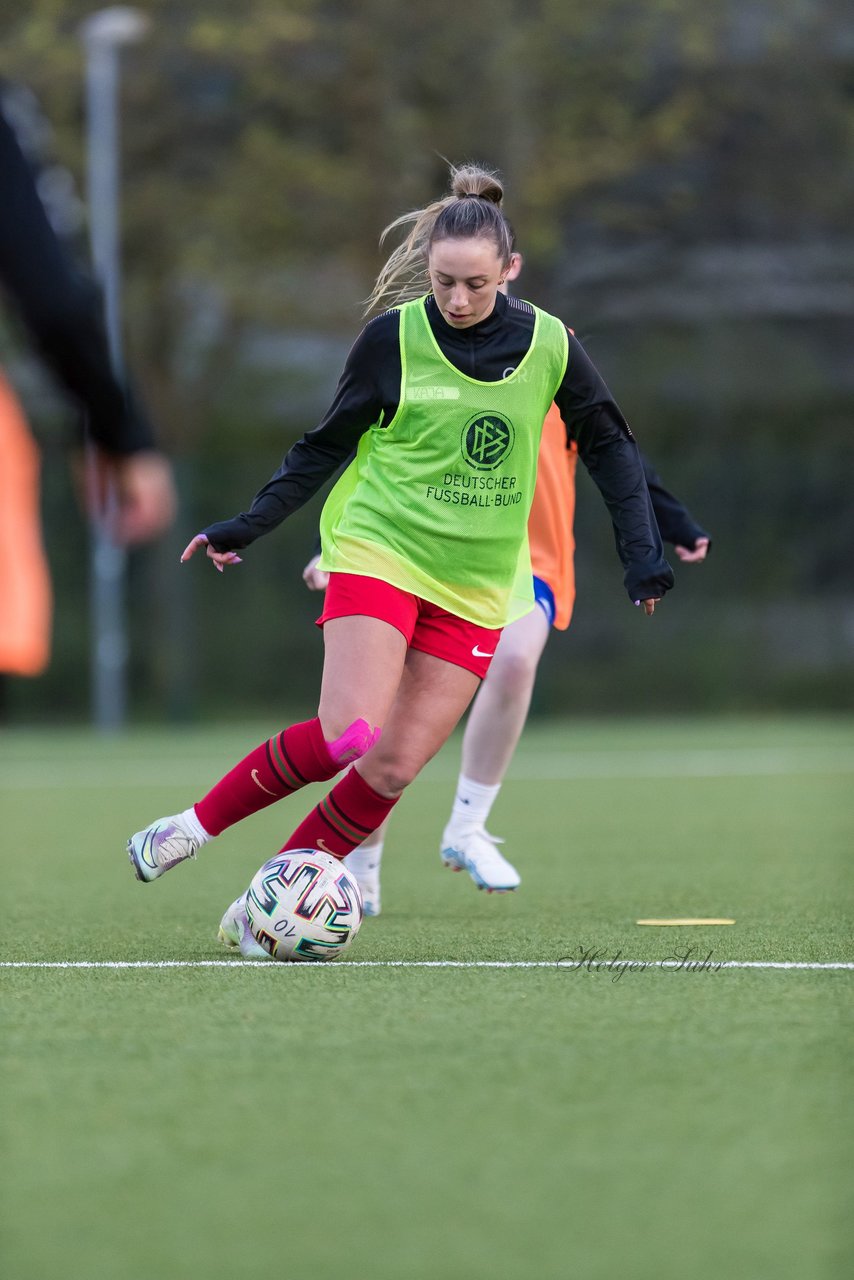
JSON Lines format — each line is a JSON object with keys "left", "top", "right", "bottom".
{"left": 203, "top": 293, "right": 676, "bottom": 603}
{"left": 0, "top": 103, "right": 154, "bottom": 455}
{"left": 307, "top": 449, "right": 710, "bottom": 565}
{"left": 641, "top": 458, "right": 709, "bottom": 550}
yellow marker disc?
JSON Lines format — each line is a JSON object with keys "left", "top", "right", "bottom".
{"left": 636, "top": 918, "right": 735, "bottom": 926}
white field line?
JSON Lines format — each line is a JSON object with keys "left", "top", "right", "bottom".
{"left": 1, "top": 746, "right": 853, "bottom": 788}
{"left": 1, "top": 960, "right": 852, "bottom": 971}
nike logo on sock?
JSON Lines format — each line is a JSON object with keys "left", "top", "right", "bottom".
{"left": 315, "top": 837, "right": 337, "bottom": 856}
{"left": 251, "top": 768, "right": 277, "bottom": 796}
{"left": 471, "top": 645, "right": 494, "bottom": 658}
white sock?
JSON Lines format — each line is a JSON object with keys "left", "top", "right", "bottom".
{"left": 448, "top": 775, "right": 501, "bottom": 835}
{"left": 346, "top": 840, "right": 384, "bottom": 871}
{"left": 181, "top": 806, "right": 212, "bottom": 845}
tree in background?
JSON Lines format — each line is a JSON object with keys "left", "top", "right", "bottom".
{"left": 1, "top": 0, "right": 851, "bottom": 717}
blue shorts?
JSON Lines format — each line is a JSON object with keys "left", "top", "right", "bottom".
{"left": 533, "top": 576, "right": 556, "bottom": 629}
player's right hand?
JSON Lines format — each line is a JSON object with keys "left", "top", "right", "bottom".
{"left": 111, "top": 451, "right": 177, "bottom": 545}
{"left": 181, "top": 533, "right": 243, "bottom": 573}
{"left": 302, "top": 554, "right": 329, "bottom": 592}
{"left": 74, "top": 448, "right": 177, "bottom": 546}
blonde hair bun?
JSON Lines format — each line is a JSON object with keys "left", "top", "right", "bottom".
{"left": 366, "top": 161, "right": 511, "bottom": 314}
{"left": 449, "top": 164, "right": 504, "bottom": 206}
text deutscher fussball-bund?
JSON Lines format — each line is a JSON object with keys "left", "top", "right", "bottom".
{"left": 426, "top": 473, "right": 524, "bottom": 506}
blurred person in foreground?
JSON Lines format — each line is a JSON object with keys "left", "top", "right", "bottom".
{"left": 0, "top": 84, "right": 175, "bottom": 678}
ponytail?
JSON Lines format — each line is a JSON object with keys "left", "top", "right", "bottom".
{"left": 365, "top": 163, "right": 514, "bottom": 315}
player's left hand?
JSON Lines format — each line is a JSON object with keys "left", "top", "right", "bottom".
{"left": 674, "top": 536, "right": 710, "bottom": 563}
{"left": 635, "top": 598, "right": 660, "bottom": 616}
{"left": 180, "top": 533, "right": 242, "bottom": 573}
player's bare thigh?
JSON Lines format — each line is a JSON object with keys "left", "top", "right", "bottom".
{"left": 317, "top": 614, "right": 409, "bottom": 739}
{"left": 487, "top": 603, "right": 551, "bottom": 694}
{"left": 357, "top": 647, "right": 480, "bottom": 798}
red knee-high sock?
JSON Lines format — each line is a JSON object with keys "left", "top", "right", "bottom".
{"left": 280, "top": 767, "right": 399, "bottom": 859}
{"left": 195, "top": 719, "right": 341, "bottom": 837}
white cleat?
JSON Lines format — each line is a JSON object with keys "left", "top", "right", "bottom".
{"left": 127, "top": 813, "right": 201, "bottom": 883}
{"left": 217, "top": 893, "right": 272, "bottom": 960}
{"left": 343, "top": 845, "right": 382, "bottom": 917}
{"left": 440, "top": 826, "right": 521, "bottom": 893}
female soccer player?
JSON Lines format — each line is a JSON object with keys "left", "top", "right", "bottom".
{"left": 309, "top": 448, "right": 708, "bottom": 913}
{"left": 126, "top": 163, "right": 674, "bottom": 941}
{"left": 305, "top": 251, "right": 710, "bottom": 913}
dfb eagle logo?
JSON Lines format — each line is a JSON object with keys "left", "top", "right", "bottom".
{"left": 461, "top": 412, "right": 516, "bottom": 471}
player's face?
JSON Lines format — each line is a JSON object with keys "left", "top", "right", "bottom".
{"left": 428, "top": 238, "right": 507, "bottom": 328}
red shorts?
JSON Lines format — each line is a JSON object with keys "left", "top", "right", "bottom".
{"left": 316, "top": 573, "right": 502, "bottom": 678}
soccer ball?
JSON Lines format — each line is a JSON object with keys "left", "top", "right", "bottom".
{"left": 245, "top": 849, "right": 363, "bottom": 963}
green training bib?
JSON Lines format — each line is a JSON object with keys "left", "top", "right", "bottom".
{"left": 319, "top": 296, "right": 568, "bottom": 628}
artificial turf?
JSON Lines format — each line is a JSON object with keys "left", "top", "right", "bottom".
{"left": 1, "top": 715, "right": 852, "bottom": 1279}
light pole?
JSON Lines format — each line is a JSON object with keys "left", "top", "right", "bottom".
{"left": 79, "top": 6, "right": 149, "bottom": 730}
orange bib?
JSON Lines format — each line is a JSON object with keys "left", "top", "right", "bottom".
{"left": 527, "top": 403, "right": 577, "bottom": 630}
{"left": 0, "top": 372, "right": 52, "bottom": 675}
